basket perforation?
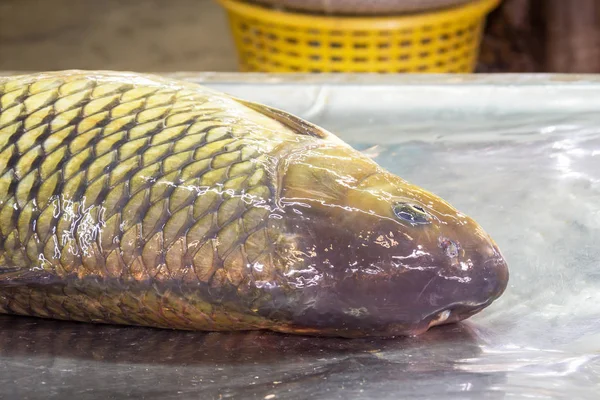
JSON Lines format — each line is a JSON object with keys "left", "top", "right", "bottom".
{"left": 221, "top": 0, "right": 498, "bottom": 73}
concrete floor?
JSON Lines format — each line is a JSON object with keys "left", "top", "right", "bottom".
{"left": 0, "top": 0, "right": 238, "bottom": 72}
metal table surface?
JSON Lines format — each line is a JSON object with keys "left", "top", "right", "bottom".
{"left": 1, "top": 74, "right": 599, "bottom": 400}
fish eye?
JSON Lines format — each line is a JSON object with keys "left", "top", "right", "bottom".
{"left": 392, "top": 202, "right": 430, "bottom": 225}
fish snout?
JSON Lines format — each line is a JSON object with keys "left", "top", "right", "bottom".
{"left": 479, "top": 245, "right": 509, "bottom": 302}
{"left": 435, "top": 241, "right": 509, "bottom": 324}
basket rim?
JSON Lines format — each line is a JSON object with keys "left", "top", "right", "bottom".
{"left": 216, "top": 0, "right": 500, "bottom": 29}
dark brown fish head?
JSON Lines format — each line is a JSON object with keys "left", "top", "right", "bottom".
{"left": 270, "top": 145, "right": 508, "bottom": 337}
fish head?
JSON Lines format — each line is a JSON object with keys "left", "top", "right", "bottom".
{"left": 274, "top": 145, "right": 509, "bottom": 337}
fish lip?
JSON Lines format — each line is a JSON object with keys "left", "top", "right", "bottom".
{"left": 423, "top": 302, "right": 490, "bottom": 329}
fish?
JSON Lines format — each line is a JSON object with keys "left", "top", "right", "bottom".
{"left": 0, "top": 71, "right": 508, "bottom": 338}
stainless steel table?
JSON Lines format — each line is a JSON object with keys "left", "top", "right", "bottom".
{"left": 1, "top": 74, "right": 599, "bottom": 400}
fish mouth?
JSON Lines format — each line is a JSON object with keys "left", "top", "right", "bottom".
{"left": 417, "top": 248, "right": 509, "bottom": 333}
{"left": 363, "top": 302, "right": 493, "bottom": 337}
{"left": 425, "top": 303, "right": 489, "bottom": 328}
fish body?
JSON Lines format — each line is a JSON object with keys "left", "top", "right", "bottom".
{"left": 0, "top": 71, "right": 508, "bottom": 337}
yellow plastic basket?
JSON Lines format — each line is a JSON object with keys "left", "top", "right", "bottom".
{"left": 217, "top": 0, "right": 500, "bottom": 73}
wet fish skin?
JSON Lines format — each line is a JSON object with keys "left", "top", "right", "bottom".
{"left": 0, "top": 71, "right": 508, "bottom": 337}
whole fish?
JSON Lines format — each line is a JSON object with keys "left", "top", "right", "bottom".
{"left": 0, "top": 71, "right": 508, "bottom": 337}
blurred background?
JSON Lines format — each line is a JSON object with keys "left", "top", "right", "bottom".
{"left": 0, "top": 0, "right": 237, "bottom": 72}
{"left": 1, "top": 0, "right": 599, "bottom": 73}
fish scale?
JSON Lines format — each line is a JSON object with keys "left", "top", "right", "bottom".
{"left": 0, "top": 71, "right": 312, "bottom": 331}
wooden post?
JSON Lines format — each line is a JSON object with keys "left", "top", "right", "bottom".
{"left": 545, "top": 0, "right": 600, "bottom": 73}
{"left": 478, "top": 0, "right": 541, "bottom": 72}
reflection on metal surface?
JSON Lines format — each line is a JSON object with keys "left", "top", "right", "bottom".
{"left": 0, "top": 316, "right": 505, "bottom": 399}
